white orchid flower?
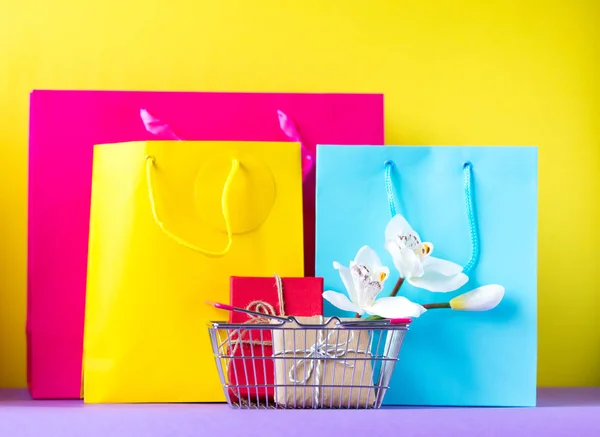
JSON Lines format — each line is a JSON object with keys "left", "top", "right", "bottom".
{"left": 384, "top": 214, "right": 468, "bottom": 292}
{"left": 450, "top": 285, "right": 505, "bottom": 311}
{"left": 323, "top": 246, "right": 426, "bottom": 318}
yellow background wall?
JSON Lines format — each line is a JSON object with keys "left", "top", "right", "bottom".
{"left": 1, "top": 0, "right": 598, "bottom": 387}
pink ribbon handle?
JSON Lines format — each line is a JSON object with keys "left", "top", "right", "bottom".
{"left": 140, "top": 108, "right": 182, "bottom": 140}
{"left": 277, "top": 110, "right": 314, "bottom": 180}
{"left": 140, "top": 108, "right": 313, "bottom": 179}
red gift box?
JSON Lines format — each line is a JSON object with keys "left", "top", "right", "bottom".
{"left": 227, "top": 276, "right": 323, "bottom": 404}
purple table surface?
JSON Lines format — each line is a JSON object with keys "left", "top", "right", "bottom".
{"left": 1, "top": 388, "right": 599, "bottom": 437}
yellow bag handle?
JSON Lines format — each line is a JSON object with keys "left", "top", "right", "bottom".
{"left": 145, "top": 155, "right": 240, "bottom": 257}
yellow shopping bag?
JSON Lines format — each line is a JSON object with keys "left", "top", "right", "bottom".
{"left": 83, "top": 141, "right": 304, "bottom": 403}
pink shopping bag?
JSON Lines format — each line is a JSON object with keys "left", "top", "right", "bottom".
{"left": 27, "top": 90, "right": 383, "bottom": 399}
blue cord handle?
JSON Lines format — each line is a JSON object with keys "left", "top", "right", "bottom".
{"left": 384, "top": 160, "right": 397, "bottom": 217}
{"left": 383, "top": 160, "right": 480, "bottom": 273}
{"left": 461, "top": 162, "right": 480, "bottom": 273}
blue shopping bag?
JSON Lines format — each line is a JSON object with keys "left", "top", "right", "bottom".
{"left": 315, "top": 145, "right": 537, "bottom": 406}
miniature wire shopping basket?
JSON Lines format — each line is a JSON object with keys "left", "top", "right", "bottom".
{"left": 208, "top": 316, "right": 410, "bottom": 409}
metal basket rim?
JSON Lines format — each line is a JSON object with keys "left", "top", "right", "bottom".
{"left": 209, "top": 316, "right": 410, "bottom": 330}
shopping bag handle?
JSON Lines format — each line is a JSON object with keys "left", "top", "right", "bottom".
{"left": 384, "top": 160, "right": 480, "bottom": 274}
{"left": 144, "top": 155, "right": 239, "bottom": 257}
{"left": 276, "top": 110, "right": 313, "bottom": 180}
{"left": 140, "top": 108, "right": 312, "bottom": 179}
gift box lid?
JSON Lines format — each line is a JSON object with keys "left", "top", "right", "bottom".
{"left": 229, "top": 276, "right": 324, "bottom": 324}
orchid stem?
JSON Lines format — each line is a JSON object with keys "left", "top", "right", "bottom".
{"left": 363, "top": 302, "right": 452, "bottom": 321}
{"left": 423, "top": 302, "right": 451, "bottom": 310}
{"left": 389, "top": 277, "right": 405, "bottom": 297}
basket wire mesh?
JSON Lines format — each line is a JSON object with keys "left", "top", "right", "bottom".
{"left": 208, "top": 316, "right": 408, "bottom": 409}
